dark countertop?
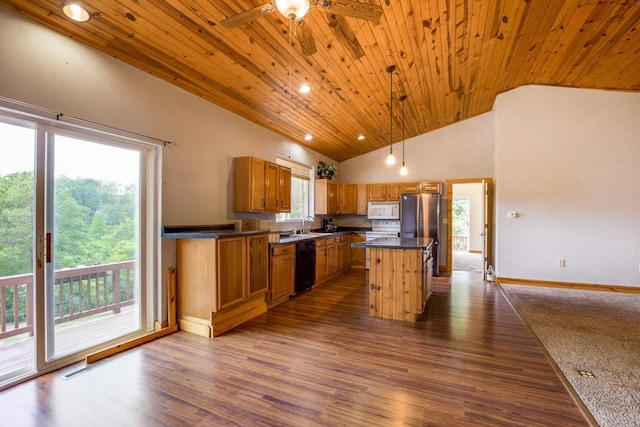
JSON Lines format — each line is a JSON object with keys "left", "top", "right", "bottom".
{"left": 273, "top": 230, "right": 353, "bottom": 246}
{"left": 161, "top": 224, "right": 269, "bottom": 239}
{"left": 351, "top": 237, "right": 434, "bottom": 251}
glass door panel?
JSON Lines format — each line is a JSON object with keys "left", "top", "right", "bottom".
{"left": 47, "top": 133, "right": 142, "bottom": 359}
{"left": 0, "top": 120, "right": 36, "bottom": 384}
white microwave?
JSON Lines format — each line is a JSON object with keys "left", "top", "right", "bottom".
{"left": 367, "top": 201, "right": 400, "bottom": 219}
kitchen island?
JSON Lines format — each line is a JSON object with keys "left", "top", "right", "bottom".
{"left": 351, "top": 237, "right": 434, "bottom": 322}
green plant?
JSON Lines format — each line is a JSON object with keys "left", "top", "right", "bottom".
{"left": 317, "top": 161, "right": 337, "bottom": 179}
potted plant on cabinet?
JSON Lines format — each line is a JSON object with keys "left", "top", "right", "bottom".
{"left": 317, "top": 161, "right": 337, "bottom": 179}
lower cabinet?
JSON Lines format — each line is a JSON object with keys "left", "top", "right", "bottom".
{"left": 350, "top": 233, "right": 365, "bottom": 269}
{"left": 315, "top": 238, "right": 327, "bottom": 283}
{"left": 338, "top": 235, "right": 352, "bottom": 270}
{"left": 176, "top": 234, "right": 269, "bottom": 337}
{"left": 269, "top": 243, "right": 295, "bottom": 308}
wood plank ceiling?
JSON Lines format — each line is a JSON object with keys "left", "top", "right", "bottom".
{"left": 1, "top": 0, "right": 639, "bottom": 161}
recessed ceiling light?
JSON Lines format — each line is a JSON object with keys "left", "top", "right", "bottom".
{"left": 62, "top": 2, "right": 91, "bottom": 22}
{"left": 299, "top": 84, "right": 311, "bottom": 94}
{"left": 357, "top": 134, "right": 365, "bottom": 140}
{"left": 304, "top": 134, "right": 313, "bottom": 141}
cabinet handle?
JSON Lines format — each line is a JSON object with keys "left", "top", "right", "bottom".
{"left": 370, "top": 284, "right": 374, "bottom": 290}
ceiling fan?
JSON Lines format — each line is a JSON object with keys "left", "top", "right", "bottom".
{"left": 220, "top": 0, "right": 383, "bottom": 57}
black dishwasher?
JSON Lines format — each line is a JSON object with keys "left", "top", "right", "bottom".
{"left": 295, "top": 240, "right": 316, "bottom": 294}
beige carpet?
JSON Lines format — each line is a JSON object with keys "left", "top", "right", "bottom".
{"left": 500, "top": 284, "right": 640, "bottom": 427}
{"left": 452, "top": 251, "right": 483, "bottom": 272}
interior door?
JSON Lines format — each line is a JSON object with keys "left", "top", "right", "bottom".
{"left": 482, "top": 178, "right": 493, "bottom": 277}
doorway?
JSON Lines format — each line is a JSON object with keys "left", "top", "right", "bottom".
{"left": 0, "top": 113, "right": 157, "bottom": 388}
{"left": 446, "top": 179, "right": 493, "bottom": 276}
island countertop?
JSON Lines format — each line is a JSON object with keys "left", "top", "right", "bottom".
{"left": 351, "top": 237, "right": 433, "bottom": 251}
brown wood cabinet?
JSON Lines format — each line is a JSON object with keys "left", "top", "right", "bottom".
{"left": 176, "top": 234, "right": 268, "bottom": 337}
{"left": 326, "top": 237, "right": 337, "bottom": 277}
{"left": 356, "top": 184, "right": 368, "bottom": 215}
{"left": 315, "top": 179, "right": 338, "bottom": 215}
{"left": 269, "top": 244, "right": 295, "bottom": 308}
{"left": 315, "top": 238, "right": 327, "bottom": 283}
{"left": 233, "top": 156, "right": 291, "bottom": 213}
{"left": 367, "top": 183, "right": 400, "bottom": 201}
{"left": 338, "top": 235, "right": 352, "bottom": 270}
{"left": 399, "top": 182, "right": 420, "bottom": 194}
{"left": 278, "top": 166, "right": 291, "bottom": 212}
{"left": 337, "top": 183, "right": 357, "bottom": 214}
{"left": 350, "top": 233, "right": 366, "bottom": 269}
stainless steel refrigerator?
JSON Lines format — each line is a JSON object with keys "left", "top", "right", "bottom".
{"left": 400, "top": 193, "right": 441, "bottom": 276}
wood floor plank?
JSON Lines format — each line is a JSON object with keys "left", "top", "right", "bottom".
{"left": 0, "top": 270, "right": 589, "bottom": 426}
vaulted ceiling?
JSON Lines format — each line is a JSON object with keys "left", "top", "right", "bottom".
{"left": 1, "top": 1, "right": 639, "bottom": 161}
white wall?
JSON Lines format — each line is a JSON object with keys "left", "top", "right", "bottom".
{"left": 494, "top": 85, "right": 640, "bottom": 286}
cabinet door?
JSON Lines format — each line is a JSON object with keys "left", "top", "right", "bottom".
{"left": 399, "top": 183, "right": 420, "bottom": 194}
{"left": 350, "top": 233, "right": 365, "bottom": 268}
{"left": 326, "top": 240, "right": 337, "bottom": 274}
{"left": 368, "top": 184, "right": 387, "bottom": 202}
{"left": 233, "top": 156, "right": 265, "bottom": 212}
{"left": 343, "top": 184, "right": 357, "bottom": 214}
{"left": 278, "top": 166, "right": 291, "bottom": 212}
{"left": 217, "top": 237, "right": 247, "bottom": 310}
{"left": 336, "top": 183, "right": 345, "bottom": 214}
{"left": 386, "top": 184, "right": 400, "bottom": 201}
{"left": 248, "top": 234, "right": 268, "bottom": 297}
{"left": 326, "top": 180, "right": 338, "bottom": 214}
{"left": 315, "top": 244, "right": 327, "bottom": 282}
{"left": 264, "top": 161, "right": 279, "bottom": 212}
{"left": 339, "top": 236, "right": 351, "bottom": 269}
{"left": 356, "top": 184, "right": 368, "bottom": 215}
{"left": 270, "top": 245, "right": 295, "bottom": 303}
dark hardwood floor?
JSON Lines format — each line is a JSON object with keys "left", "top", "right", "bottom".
{"left": 0, "top": 270, "right": 589, "bottom": 426}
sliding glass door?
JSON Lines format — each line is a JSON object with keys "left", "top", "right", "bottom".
{"left": 47, "top": 133, "right": 143, "bottom": 359}
{"left": 0, "top": 120, "right": 36, "bottom": 383}
{"left": 0, "top": 113, "right": 156, "bottom": 387}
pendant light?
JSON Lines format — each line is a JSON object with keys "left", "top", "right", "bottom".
{"left": 399, "top": 95, "right": 408, "bottom": 175}
{"left": 385, "top": 65, "right": 396, "bottom": 165}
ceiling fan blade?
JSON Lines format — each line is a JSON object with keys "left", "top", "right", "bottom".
{"left": 296, "top": 19, "right": 317, "bottom": 56}
{"left": 327, "top": 14, "right": 365, "bottom": 60}
{"left": 318, "top": 0, "right": 383, "bottom": 23}
{"left": 220, "top": 4, "right": 275, "bottom": 28}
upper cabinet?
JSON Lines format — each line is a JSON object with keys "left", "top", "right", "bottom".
{"left": 278, "top": 166, "right": 291, "bottom": 212}
{"left": 315, "top": 179, "right": 338, "bottom": 215}
{"left": 337, "top": 183, "right": 357, "bottom": 214}
{"left": 233, "top": 156, "right": 291, "bottom": 213}
{"left": 367, "top": 183, "right": 400, "bottom": 202}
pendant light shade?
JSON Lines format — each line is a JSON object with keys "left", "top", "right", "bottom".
{"left": 385, "top": 65, "right": 396, "bottom": 165}
{"left": 399, "top": 95, "right": 408, "bottom": 175}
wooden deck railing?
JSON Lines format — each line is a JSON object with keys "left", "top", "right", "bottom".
{"left": 0, "top": 261, "right": 137, "bottom": 340}
{"left": 453, "top": 235, "right": 469, "bottom": 251}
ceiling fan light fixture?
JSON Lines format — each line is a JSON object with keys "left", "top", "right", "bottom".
{"left": 275, "top": 0, "right": 311, "bottom": 20}
{"left": 62, "top": 2, "right": 91, "bottom": 22}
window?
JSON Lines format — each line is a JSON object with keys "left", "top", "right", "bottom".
{"left": 276, "top": 158, "right": 311, "bottom": 221}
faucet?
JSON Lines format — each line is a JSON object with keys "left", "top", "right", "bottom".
{"left": 302, "top": 216, "right": 315, "bottom": 234}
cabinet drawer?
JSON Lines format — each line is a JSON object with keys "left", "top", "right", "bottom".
{"left": 272, "top": 244, "right": 295, "bottom": 257}
{"left": 315, "top": 238, "right": 327, "bottom": 247}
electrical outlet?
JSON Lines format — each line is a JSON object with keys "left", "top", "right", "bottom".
{"left": 507, "top": 211, "right": 518, "bottom": 218}
{"left": 559, "top": 259, "right": 566, "bottom": 267}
